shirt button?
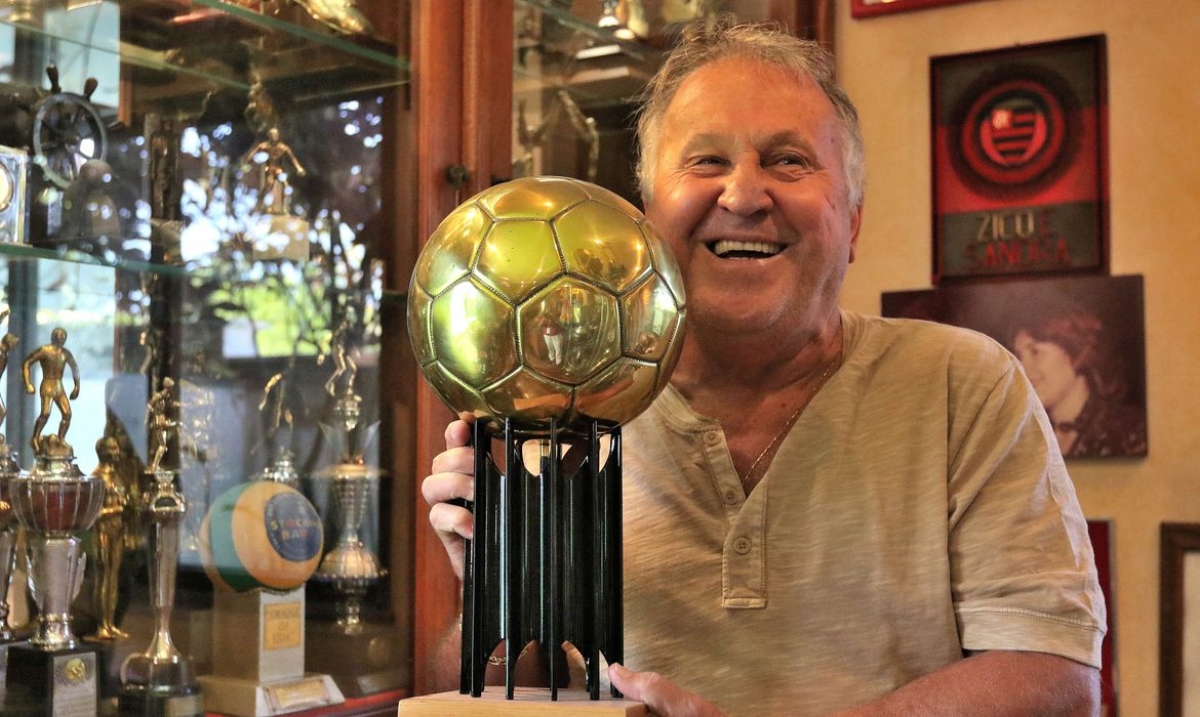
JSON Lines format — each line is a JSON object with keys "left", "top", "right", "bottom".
{"left": 723, "top": 490, "right": 739, "bottom": 505}
{"left": 733, "top": 536, "right": 752, "bottom": 554}
{"left": 703, "top": 431, "right": 720, "bottom": 446}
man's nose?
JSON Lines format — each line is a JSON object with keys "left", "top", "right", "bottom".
{"left": 716, "top": 164, "right": 772, "bottom": 216}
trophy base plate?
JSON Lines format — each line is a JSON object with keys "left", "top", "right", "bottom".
{"left": 197, "top": 672, "right": 344, "bottom": 716}
{"left": 5, "top": 643, "right": 100, "bottom": 716}
{"left": 398, "top": 688, "right": 647, "bottom": 716}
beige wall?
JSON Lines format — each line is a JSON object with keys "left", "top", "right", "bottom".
{"left": 836, "top": 0, "right": 1200, "bottom": 713}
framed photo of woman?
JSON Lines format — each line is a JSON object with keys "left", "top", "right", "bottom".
{"left": 882, "top": 274, "right": 1146, "bottom": 459}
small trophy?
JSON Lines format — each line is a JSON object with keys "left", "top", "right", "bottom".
{"left": 312, "top": 321, "right": 384, "bottom": 630}
{"left": 306, "top": 322, "right": 403, "bottom": 696}
{"left": 257, "top": 370, "right": 300, "bottom": 490}
{"left": 6, "top": 327, "right": 106, "bottom": 716}
{"left": 238, "top": 82, "right": 310, "bottom": 262}
{"left": 117, "top": 378, "right": 204, "bottom": 716}
{"left": 89, "top": 436, "right": 132, "bottom": 642}
{"left": 311, "top": 367, "right": 384, "bottom": 630}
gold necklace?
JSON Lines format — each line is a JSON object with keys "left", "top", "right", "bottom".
{"left": 742, "top": 353, "right": 841, "bottom": 483}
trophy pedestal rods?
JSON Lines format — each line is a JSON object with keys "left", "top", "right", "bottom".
{"left": 118, "top": 468, "right": 204, "bottom": 716}
{"left": 400, "top": 419, "right": 638, "bottom": 716}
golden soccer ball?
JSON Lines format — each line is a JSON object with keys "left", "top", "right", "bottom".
{"left": 408, "top": 176, "right": 686, "bottom": 432}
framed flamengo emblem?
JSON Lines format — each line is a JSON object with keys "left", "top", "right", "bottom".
{"left": 931, "top": 36, "right": 1108, "bottom": 281}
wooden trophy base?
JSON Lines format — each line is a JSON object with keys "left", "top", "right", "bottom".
{"left": 398, "top": 688, "right": 646, "bottom": 716}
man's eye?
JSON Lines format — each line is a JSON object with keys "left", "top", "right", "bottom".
{"left": 775, "top": 155, "right": 811, "bottom": 167}
{"left": 694, "top": 156, "right": 724, "bottom": 165}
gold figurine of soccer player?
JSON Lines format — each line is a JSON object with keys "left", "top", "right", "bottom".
{"left": 22, "top": 326, "right": 80, "bottom": 457}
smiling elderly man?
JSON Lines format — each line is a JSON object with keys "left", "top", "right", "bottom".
{"left": 423, "top": 16, "right": 1105, "bottom": 717}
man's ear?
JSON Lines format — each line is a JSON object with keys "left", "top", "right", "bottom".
{"left": 847, "top": 203, "right": 863, "bottom": 264}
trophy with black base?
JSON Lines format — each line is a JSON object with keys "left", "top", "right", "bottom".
{"left": 401, "top": 177, "right": 686, "bottom": 714}
{"left": 6, "top": 327, "right": 105, "bottom": 716}
{"left": 117, "top": 467, "right": 203, "bottom": 716}
{"left": 117, "top": 375, "right": 204, "bottom": 716}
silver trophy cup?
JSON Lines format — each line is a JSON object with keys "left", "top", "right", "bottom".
{"left": 10, "top": 452, "right": 104, "bottom": 650}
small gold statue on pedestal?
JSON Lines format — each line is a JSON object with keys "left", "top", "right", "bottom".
{"left": 21, "top": 326, "right": 80, "bottom": 456}
{"left": 91, "top": 436, "right": 132, "bottom": 641}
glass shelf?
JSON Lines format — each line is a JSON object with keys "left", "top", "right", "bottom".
{"left": 1, "top": 0, "right": 408, "bottom": 109}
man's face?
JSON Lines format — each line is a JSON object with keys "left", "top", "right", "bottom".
{"left": 645, "top": 57, "right": 861, "bottom": 337}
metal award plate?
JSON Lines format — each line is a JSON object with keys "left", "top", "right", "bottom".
{"left": 6, "top": 644, "right": 100, "bottom": 716}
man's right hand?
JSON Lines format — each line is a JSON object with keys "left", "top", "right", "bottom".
{"left": 421, "top": 418, "right": 476, "bottom": 581}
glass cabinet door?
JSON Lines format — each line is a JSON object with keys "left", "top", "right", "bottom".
{"left": 0, "top": 1, "right": 411, "bottom": 714}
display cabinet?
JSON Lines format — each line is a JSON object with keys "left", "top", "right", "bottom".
{"left": 0, "top": 1, "right": 412, "bottom": 715}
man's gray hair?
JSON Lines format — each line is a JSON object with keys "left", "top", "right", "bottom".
{"left": 635, "top": 15, "right": 865, "bottom": 209}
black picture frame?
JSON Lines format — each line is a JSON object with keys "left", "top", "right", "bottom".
{"left": 1160, "top": 523, "right": 1200, "bottom": 717}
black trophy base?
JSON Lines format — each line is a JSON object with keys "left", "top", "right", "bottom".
{"left": 4, "top": 643, "right": 101, "bottom": 716}
{"left": 305, "top": 621, "right": 407, "bottom": 697}
{"left": 116, "top": 683, "right": 205, "bottom": 717}
{"left": 0, "top": 639, "right": 29, "bottom": 706}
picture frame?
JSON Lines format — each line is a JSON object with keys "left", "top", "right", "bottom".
{"left": 1160, "top": 523, "right": 1200, "bottom": 717}
{"left": 1089, "top": 519, "right": 1118, "bottom": 715}
{"left": 930, "top": 35, "right": 1108, "bottom": 281}
{"left": 850, "top": 0, "right": 984, "bottom": 19}
{"left": 881, "top": 274, "right": 1147, "bottom": 459}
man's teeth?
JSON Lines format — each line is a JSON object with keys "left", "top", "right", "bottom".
{"left": 712, "top": 240, "right": 782, "bottom": 258}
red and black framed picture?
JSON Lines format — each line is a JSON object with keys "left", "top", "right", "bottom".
{"left": 931, "top": 35, "right": 1108, "bottom": 281}
{"left": 851, "top": 0, "right": 985, "bottom": 19}
{"left": 882, "top": 274, "right": 1146, "bottom": 460}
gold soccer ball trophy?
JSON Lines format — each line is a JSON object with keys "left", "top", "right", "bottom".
{"left": 408, "top": 176, "right": 685, "bottom": 705}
